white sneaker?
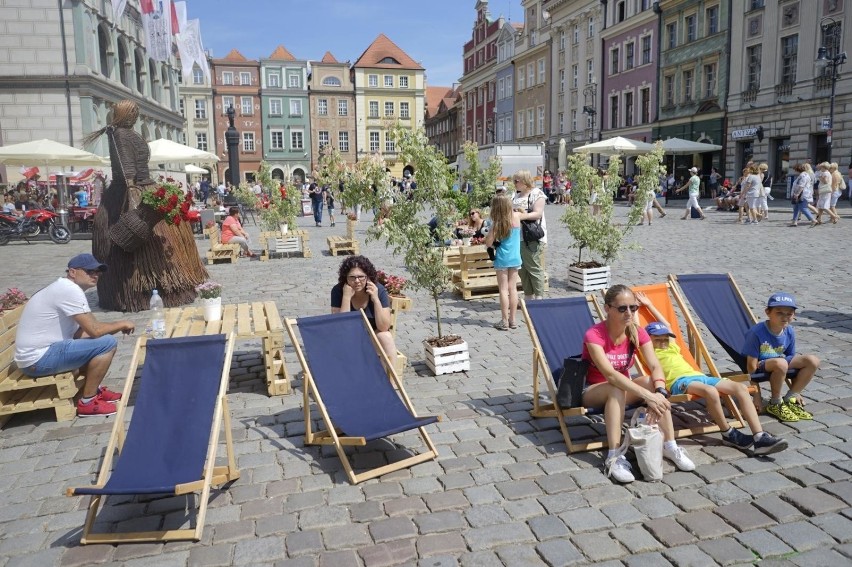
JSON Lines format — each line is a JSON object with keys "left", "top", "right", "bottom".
{"left": 605, "top": 455, "right": 635, "bottom": 483}
{"left": 663, "top": 445, "right": 695, "bottom": 471}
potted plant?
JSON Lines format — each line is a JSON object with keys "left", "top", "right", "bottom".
{"left": 560, "top": 151, "right": 647, "bottom": 292}
{"left": 195, "top": 280, "right": 223, "bottom": 322}
{"left": 0, "top": 288, "right": 28, "bottom": 316}
{"left": 457, "top": 140, "right": 502, "bottom": 215}
{"left": 457, "top": 227, "right": 476, "bottom": 247}
{"left": 366, "top": 123, "right": 469, "bottom": 376}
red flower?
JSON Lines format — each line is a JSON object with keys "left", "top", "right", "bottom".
{"left": 168, "top": 194, "right": 179, "bottom": 206}
{"left": 157, "top": 205, "right": 168, "bottom": 213}
{"left": 173, "top": 216, "right": 181, "bottom": 226}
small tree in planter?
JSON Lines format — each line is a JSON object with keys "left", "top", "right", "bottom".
{"left": 561, "top": 153, "right": 645, "bottom": 291}
{"left": 366, "top": 123, "right": 467, "bottom": 375}
{"left": 259, "top": 177, "right": 300, "bottom": 232}
{"left": 457, "top": 141, "right": 502, "bottom": 215}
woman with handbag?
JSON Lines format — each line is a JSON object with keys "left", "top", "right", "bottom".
{"left": 789, "top": 163, "right": 816, "bottom": 227}
{"left": 582, "top": 285, "right": 695, "bottom": 483}
{"left": 510, "top": 170, "right": 547, "bottom": 301}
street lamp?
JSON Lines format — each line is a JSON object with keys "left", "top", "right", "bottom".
{"left": 583, "top": 80, "right": 598, "bottom": 164}
{"left": 815, "top": 16, "right": 847, "bottom": 163}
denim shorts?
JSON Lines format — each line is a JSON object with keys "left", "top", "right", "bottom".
{"left": 20, "top": 336, "right": 117, "bottom": 377}
{"left": 670, "top": 374, "right": 722, "bottom": 396}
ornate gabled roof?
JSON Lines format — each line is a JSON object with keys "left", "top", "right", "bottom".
{"left": 426, "top": 86, "right": 453, "bottom": 117}
{"left": 268, "top": 45, "right": 296, "bottom": 61}
{"left": 320, "top": 51, "right": 339, "bottom": 64}
{"left": 353, "top": 34, "right": 423, "bottom": 70}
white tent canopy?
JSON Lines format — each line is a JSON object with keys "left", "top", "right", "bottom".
{"left": 184, "top": 164, "right": 208, "bottom": 174}
{"left": 0, "top": 139, "right": 106, "bottom": 166}
{"left": 148, "top": 139, "right": 219, "bottom": 164}
{"left": 659, "top": 137, "right": 722, "bottom": 155}
{"left": 573, "top": 136, "right": 655, "bottom": 156}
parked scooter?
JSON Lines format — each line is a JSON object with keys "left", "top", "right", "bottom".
{"left": 0, "top": 212, "right": 70, "bottom": 245}
{"left": 24, "top": 208, "right": 70, "bottom": 240}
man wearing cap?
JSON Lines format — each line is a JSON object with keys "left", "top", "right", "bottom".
{"left": 14, "top": 254, "right": 135, "bottom": 417}
{"left": 742, "top": 292, "right": 820, "bottom": 422}
{"left": 675, "top": 166, "right": 706, "bottom": 220}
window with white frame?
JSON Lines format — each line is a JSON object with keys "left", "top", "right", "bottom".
{"left": 270, "top": 130, "right": 284, "bottom": 150}
{"left": 686, "top": 14, "right": 697, "bottom": 42}
{"left": 240, "top": 72, "right": 251, "bottom": 85}
{"left": 269, "top": 98, "right": 282, "bottom": 115}
{"left": 400, "top": 101, "right": 410, "bottom": 118}
{"left": 527, "top": 63, "right": 535, "bottom": 87}
{"left": 240, "top": 96, "right": 252, "bottom": 115}
{"left": 399, "top": 76, "right": 408, "bottom": 88}
{"left": 683, "top": 69, "right": 693, "bottom": 101}
{"left": 196, "top": 132, "right": 208, "bottom": 151}
{"left": 587, "top": 60, "right": 594, "bottom": 83}
{"left": 527, "top": 109, "right": 534, "bottom": 137}
{"left": 497, "top": 119, "right": 505, "bottom": 142}
{"left": 384, "top": 101, "right": 394, "bottom": 116}
{"left": 625, "top": 92, "right": 634, "bottom": 126}
{"left": 179, "top": 132, "right": 187, "bottom": 144}
{"left": 572, "top": 65, "right": 578, "bottom": 89}
{"left": 665, "top": 75, "right": 674, "bottom": 105}
{"left": 506, "top": 75, "right": 512, "bottom": 98}
{"left": 243, "top": 132, "right": 254, "bottom": 151}
{"left": 573, "top": 24, "right": 579, "bottom": 44}
{"left": 291, "top": 130, "right": 304, "bottom": 150}
{"left": 498, "top": 78, "right": 505, "bottom": 100}
{"left": 223, "top": 96, "right": 234, "bottom": 113}
{"left": 746, "top": 45, "right": 761, "bottom": 90}
{"left": 558, "top": 112, "right": 564, "bottom": 134}
{"left": 288, "top": 74, "right": 300, "bottom": 88}
{"left": 338, "top": 99, "right": 348, "bottom": 116}
{"left": 667, "top": 22, "right": 677, "bottom": 49}
{"left": 505, "top": 118, "right": 512, "bottom": 140}
{"left": 179, "top": 99, "right": 185, "bottom": 117}
{"left": 322, "top": 76, "right": 341, "bottom": 87}
{"left": 706, "top": 5, "right": 719, "bottom": 35}
{"left": 559, "top": 69, "right": 565, "bottom": 93}
{"left": 537, "top": 58, "right": 545, "bottom": 83}
{"left": 318, "top": 131, "right": 330, "bottom": 148}
{"left": 268, "top": 73, "right": 280, "bottom": 87}
{"left": 193, "top": 67, "right": 204, "bottom": 84}
{"left": 588, "top": 17, "right": 595, "bottom": 37}
{"left": 222, "top": 71, "right": 233, "bottom": 85}
{"left": 517, "top": 111, "right": 525, "bottom": 138}
{"left": 290, "top": 99, "right": 302, "bottom": 116}
{"left": 537, "top": 106, "right": 545, "bottom": 135}
{"left": 704, "top": 63, "right": 716, "bottom": 98}
{"left": 385, "top": 134, "right": 395, "bottom": 153}
{"left": 368, "top": 74, "right": 378, "bottom": 87}
{"left": 610, "top": 47, "right": 619, "bottom": 75}
{"left": 781, "top": 35, "right": 797, "bottom": 84}
{"left": 571, "top": 110, "right": 577, "bottom": 131}
{"left": 338, "top": 131, "right": 349, "bottom": 152}
{"left": 518, "top": 71, "right": 525, "bottom": 90}
{"left": 625, "top": 42, "right": 634, "bottom": 70}
{"left": 642, "top": 36, "right": 652, "bottom": 65}
{"left": 369, "top": 131, "right": 380, "bottom": 152}
{"left": 195, "top": 99, "right": 206, "bottom": 119}
{"left": 384, "top": 75, "right": 393, "bottom": 88}
{"left": 369, "top": 100, "right": 379, "bottom": 118}
{"left": 489, "top": 82, "right": 495, "bottom": 101}
{"left": 317, "top": 99, "right": 328, "bottom": 115}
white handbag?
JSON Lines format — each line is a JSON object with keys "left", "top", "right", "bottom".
{"left": 614, "top": 409, "right": 664, "bottom": 482}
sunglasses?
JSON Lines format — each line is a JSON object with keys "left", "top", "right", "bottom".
{"left": 610, "top": 304, "right": 640, "bottom": 313}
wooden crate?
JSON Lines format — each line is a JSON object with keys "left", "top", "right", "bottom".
{"left": 454, "top": 245, "right": 549, "bottom": 300}
{"left": 259, "top": 230, "right": 312, "bottom": 260}
{"left": 568, "top": 265, "right": 611, "bottom": 292}
{"left": 0, "top": 304, "right": 82, "bottom": 427}
{"left": 327, "top": 219, "right": 360, "bottom": 256}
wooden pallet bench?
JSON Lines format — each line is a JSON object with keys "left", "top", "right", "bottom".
{"left": 259, "top": 230, "right": 312, "bottom": 260}
{"left": 454, "top": 245, "right": 549, "bottom": 300}
{"left": 0, "top": 304, "right": 83, "bottom": 427}
{"left": 327, "top": 219, "right": 360, "bottom": 256}
{"left": 442, "top": 247, "right": 463, "bottom": 283}
{"left": 204, "top": 225, "right": 240, "bottom": 265}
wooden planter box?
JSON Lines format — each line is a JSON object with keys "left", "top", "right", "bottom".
{"left": 567, "top": 265, "right": 611, "bottom": 292}
{"left": 423, "top": 340, "right": 470, "bottom": 376}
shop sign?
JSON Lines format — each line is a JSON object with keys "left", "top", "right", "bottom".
{"left": 731, "top": 127, "right": 757, "bottom": 140}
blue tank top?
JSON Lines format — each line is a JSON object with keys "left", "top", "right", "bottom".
{"left": 493, "top": 225, "right": 521, "bottom": 269}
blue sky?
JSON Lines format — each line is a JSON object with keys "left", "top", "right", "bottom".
{"left": 187, "top": 0, "right": 516, "bottom": 88}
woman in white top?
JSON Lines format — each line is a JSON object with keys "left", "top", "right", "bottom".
{"left": 789, "top": 163, "right": 816, "bottom": 227}
{"left": 829, "top": 162, "right": 845, "bottom": 224}
{"left": 510, "top": 170, "right": 547, "bottom": 300}
{"left": 741, "top": 165, "right": 762, "bottom": 224}
{"left": 814, "top": 162, "right": 838, "bottom": 225}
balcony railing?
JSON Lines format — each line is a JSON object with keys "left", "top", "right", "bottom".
{"left": 775, "top": 82, "right": 795, "bottom": 97}
{"left": 742, "top": 88, "right": 758, "bottom": 103}
{"left": 814, "top": 75, "right": 832, "bottom": 92}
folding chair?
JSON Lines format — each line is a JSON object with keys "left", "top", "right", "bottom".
{"left": 286, "top": 311, "right": 439, "bottom": 484}
{"left": 619, "top": 283, "right": 749, "bottom": 434}
{"left": 67, "top": 334, "right": 239, "bottom": 544}
{"left": 521, "top": 296, "right": 611, "bottom": 453}
{"left": 669, "top": 273, "right": 797, "bottom": 410}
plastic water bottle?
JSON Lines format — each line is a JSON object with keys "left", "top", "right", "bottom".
{"left": 150, "top": 289, "right": 166, "bottom": 339}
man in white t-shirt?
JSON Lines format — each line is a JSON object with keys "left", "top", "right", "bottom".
{"left": 15, "top": 254, "right": 135, "bottom": 417}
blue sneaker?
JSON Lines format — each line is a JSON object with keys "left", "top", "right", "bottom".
{"left": 753, "top": 433, "right": 788, "bottom": 456}
{"left": 722, "top": 428, "right": 754, "bottom": 450}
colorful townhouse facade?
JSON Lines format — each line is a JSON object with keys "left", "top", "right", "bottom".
{"left": 514, "top": 0, "right": 552, "bottom": 162}
{"left": 460, "top": 1, "right": 503, "bottom": 148}
{"left": 424, "top": 86, "right": 462, "bottom": 163}
{"left": 308, "top": 52, "right": 358, "bottom": 170}
{"left": 494, "top": 21, "right": 521, "bottom": 144}
{"left": 178, "top": 58, "right": 217, "bottom": 183}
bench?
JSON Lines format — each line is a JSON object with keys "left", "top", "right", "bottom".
{"left": 454, "top": 245, "right": 549, "bottom": 300}
{"left": 327, "top": 219, "right": 360, "bottom": 256}
{"left": 204, "top": 225, "right": 240, "bottom": 265}
{"left": 0, "top": 304, "right": 82, "bottom": 427}
{"left": 259, "top": 229, "right": 312, "bottom": 260}
{"left": 442, "top": 247, "right": 463, "bottom": 283}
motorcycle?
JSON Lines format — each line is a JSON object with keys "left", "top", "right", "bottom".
{"left": 24, "top": 209, "right": 71, "bottom": 242}
{"left": 0, "top": 211, "right": 71, "bottom": 245}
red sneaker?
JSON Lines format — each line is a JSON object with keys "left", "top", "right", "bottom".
{"left": 77, "top": 397, "right": 117, "bottom": 417}
{"left": 97, "top": 386, "right": 122, "bottom": 402}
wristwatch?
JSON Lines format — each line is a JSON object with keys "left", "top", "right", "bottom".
{"left": 655, "top": 387, "right": 670, "bottom": 398}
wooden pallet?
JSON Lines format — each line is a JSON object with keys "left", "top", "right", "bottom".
{"left": 0, "top": 304, "right": 83, "bottom": 427}
{"left": 259, "top": 230, "right": 312, "bottom": 260}
{"left": 327, "top": 219, "right": 360, "bottom": 256}
{"left": 204, "top": 225, "right": 240, "bottom": 265}
{"left": 454, "top": 245, "right": 549, "bottom": 300}
{"left": 442, "top": 247, "right": 463, "bottom": 283}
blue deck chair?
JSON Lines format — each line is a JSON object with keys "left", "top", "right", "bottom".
{"left": 521, "top": 296, "right": 612, "bottom": 453}
{"left": 286, "top": 311, "right": 439, "bottom": 484}
{"left": 669, "top": 273, "right": 797, "bottom": 409}
{"left": 67, "top": 334, "right": 239, "bottom": 544}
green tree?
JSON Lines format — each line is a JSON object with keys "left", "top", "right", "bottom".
{"left": 457, "top": 141, "right": 502, "bottom": 215}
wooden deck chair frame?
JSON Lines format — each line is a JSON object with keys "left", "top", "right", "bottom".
{"left": 285, "top": 310, "right": 439, "bottom": 484}
{"left": 668, "top": 273, "right": 795, "bottom": 412}
{"left": 592, "top": 285, "right": 751, "bottom": 438}
{"left": 521, "top": 296, "right": 609, "bottom": 454}
{"left": 68, "top": 334, "right": 240, "bottom": 544}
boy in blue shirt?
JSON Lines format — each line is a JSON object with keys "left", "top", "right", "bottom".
{"left": 637, "top": 292, "right": 787, "bottom": 455}
{"left": 742, "top": 293, "right": 820, "bottom": 422}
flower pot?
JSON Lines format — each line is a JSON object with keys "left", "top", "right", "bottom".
{"left": 200, "top": 297, "right": 222, "bottom": 322}
{"left": 423, "top": 338, "right": 470, "bottom": 376}
{"left": 462, "top": 237, "right": 472, "bottom": 246}
{"left": 567, "top": 264, "right": 611, "bottom": 292}
{"left": 279, "top": 222, "right": 289, "bottom": 235}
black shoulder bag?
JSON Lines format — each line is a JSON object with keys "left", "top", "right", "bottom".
{"left": 555, "top": 340, "right": 635, "bottom": 409}
{"left": 521, "top": 194, "right": 544, "bottom": 243}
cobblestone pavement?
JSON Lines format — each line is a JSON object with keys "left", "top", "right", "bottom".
{"left": 0, "top": 200, "right": 851, "bottom": 567}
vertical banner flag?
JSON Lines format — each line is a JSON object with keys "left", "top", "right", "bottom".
{"left": 170, "top": 0, "right": 179, "bottom": 34}
{"left": 111, "top": 0, "right": 128, "bottom": 26}
{"left": 174, "top": 1, "right": 188, "bottom": 32}
{"left": 141, "top": 0, "right": 173, "bottom": 61}
{"left": 176, "top": 19, "right": 210, "bottom": 83}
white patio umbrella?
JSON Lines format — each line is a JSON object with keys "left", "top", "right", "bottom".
{"left": 573, "top": 136, "right": 655, "bottom": 156}
{"left": 0, "top": 139, "right": 106, "bottom": 167}
{"left": 148, "top": 138, "right": 219, "bottom": 164}
{"left": 558, "top": 138, "right": 567, "bottom": 171}
{"left": 659, "top": 137, "right": 723, "bottom": 155}
{"left": 184, "top": 164, "right": 208, "bottom": 174}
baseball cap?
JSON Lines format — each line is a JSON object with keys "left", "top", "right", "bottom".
{"left": 767, "top": 292, "right": 797, "bottom": 310}
{"left": 689, "top": 167, "right": 698, "bottom": 173}
{"left": 495, "top": 185, "right": 507, "bottom": 193}
{"left": 68, "top": 253, "right": 107, "bottom": 272}
{"left": 645, "top": 322, "right": 675, "bottom": 337}
{"left": 403, "top": 172, "right": 411, "bottom": 178}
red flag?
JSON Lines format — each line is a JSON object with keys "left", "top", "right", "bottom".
{"left": 140, "top": 0, "right": 154, "bottom": 14}
{"left": 170, "top": 1, "right": 179, "bottom": 34}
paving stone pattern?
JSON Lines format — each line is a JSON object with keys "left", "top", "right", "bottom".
{"left": 1, "top": 202, "right": 851, "bottom": 566}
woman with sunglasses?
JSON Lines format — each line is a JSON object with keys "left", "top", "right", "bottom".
{"left": 581, "top": 285, "right": 695, "bottom": 483}
{"left": 455, "top": 209, "right": 486, "bottom": 239}
{"left": 331, "top": 255, "right": 396, "bottom": 359}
